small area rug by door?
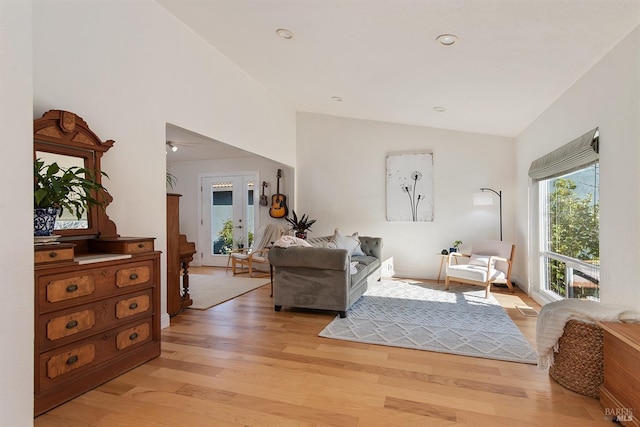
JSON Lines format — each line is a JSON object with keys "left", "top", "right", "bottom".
{"left": 319, "top": 280, "right": 538, "bottom": 364}
{"left": 187, "top": 274, "right": 269, "bottom": 310}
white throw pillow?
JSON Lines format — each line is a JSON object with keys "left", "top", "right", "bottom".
{"left": 350, "top": 232, "right": 366, "bottom": 256}
{"left": 327, "top": 228, "right": 360, "bottom": 255}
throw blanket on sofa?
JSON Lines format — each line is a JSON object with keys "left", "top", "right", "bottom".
{"left": 536, "top": 299, "right": 640, "bottom": 369}
{"left": 273, "top": 235, "right": 312, "bottom": 248}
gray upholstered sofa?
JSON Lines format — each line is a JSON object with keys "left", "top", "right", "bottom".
{"left": 268, "top": 235, "right": 382, "bottom": 318}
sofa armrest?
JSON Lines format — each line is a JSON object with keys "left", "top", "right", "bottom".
{"left": 268, "top": 247, "right": 348, "bottom": 271}
{"left": 359, "top": 236, "right": 383, "bottom": 260}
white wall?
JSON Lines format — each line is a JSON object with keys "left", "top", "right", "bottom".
{"left": 1, "top": 0, "right": 295, "bottom": 421}
{"left": 0, "top": 2, "right": 35, "bottom": 425}
{"left": 296, "top": 113, "right": 516, "bottom": 280}
{"left": 168, "top": 156, "right": 293, "bottom": 265}
{"left": 32, "top": 0, "right": 296, "bottom": 327}
{"left": 515, "top": 26, "right": 640, "bottom": 309}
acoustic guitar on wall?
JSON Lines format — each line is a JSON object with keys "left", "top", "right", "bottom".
{"left": 269, "top": 169, "right": 288, "bottom": 218}
{"left": 259, "top": 181, "right": 268, "bottom": 206}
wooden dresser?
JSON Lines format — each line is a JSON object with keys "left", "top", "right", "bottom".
{"left": 34, "top": 242, "right": 160, "bottom": 415}
{"left": 32, "top": 110, "right": 162, "bottom": 415}
{"left": 600, "top": 322, "right": 640, "bottom": 426}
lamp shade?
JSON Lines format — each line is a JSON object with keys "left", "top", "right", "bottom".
{"left": 473, "top": 192, "right": 493, "bottom": 206}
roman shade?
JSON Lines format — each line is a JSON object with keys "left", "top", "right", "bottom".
{"left": 528, "top": 128, "right": 599, "bottom": 181}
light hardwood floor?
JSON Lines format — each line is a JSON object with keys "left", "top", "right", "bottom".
{"left": 35, "top": 268, "right": 610, "bottom": 426}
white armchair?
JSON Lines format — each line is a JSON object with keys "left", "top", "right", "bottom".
{"left": 444, "top": 240, "right": 515, "bottom": 298}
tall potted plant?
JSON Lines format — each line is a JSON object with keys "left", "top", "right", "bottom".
{"left": 34, "top": 158, "right": 109, "bottom": 236}
{"left": 284, "top": 210, "right": 316, "bottom": 239}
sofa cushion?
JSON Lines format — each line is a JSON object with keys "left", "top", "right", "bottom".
{"left": 352, "top": 255, "right": 378, "bottom": 267}
{"left": 350, "top": 262, "right": 369, "bottom": 288}
{"left": 350, "top": 255, "right": 381, "bottom": 288}
{"left": 353, "top": 255, "right": 380, "bottom": 275}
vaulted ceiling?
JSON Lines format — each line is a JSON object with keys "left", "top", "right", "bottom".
{"left": 158, "top": 0, "right": 639, "bottom": 140}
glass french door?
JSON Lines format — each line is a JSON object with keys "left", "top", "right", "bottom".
{"left": 200, "top": 174, "right": 255, "bottom": 266}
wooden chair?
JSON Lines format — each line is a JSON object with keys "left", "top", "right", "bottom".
{"left": 444, "top": 240, "right": 515, "bottom": 298}
{"left": 230, "top": 224, "right": 284, "bottom": 277}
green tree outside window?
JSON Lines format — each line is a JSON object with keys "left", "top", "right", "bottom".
{"left": 547, "top": 177, "right": 599, "bottom": 298}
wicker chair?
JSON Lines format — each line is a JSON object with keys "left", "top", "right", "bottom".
{"left": 230, "top": 224, "right": 284, "bottom": 277}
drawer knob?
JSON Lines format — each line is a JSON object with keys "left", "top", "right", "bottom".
{"left": 129, "top": 302, "right": 138, "bottom": 310}
{"left": 66, "top": 284, "right": 78, "bottom": 293}
{"left": 66, "top": 355, "right": 78, "bottom": 365}
{"left": 66, "top": 320, "right": 78, "bottom": 329}
{"left": 49, "top": 251, "right": 58, "bottom": 258}
{"left": 129, "top": 332, "right": 138, "bottom": 341}
{"left": 138, "top": 243, "right": 145, "bottom": 248}
{"left": 129, "top": 273, "right": 138, "bottom": 280}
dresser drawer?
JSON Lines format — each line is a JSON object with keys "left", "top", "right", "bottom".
{"left": 115, "top": 264, "right": 151, "bottom": 288}
{"left": 116, "top": 293, "right": 151, "bottom": 319}
{"left": 124, "top": 240, "right": 154, "bottom": 253}
{"left": 37, "top": 317, "right": 155, "bottom": 393}
{"left": 46, "top": 343, "right": 96, "bottom": 380}
{"left": 37, "top": 259, "right": 156, "bottom": 313}
{"left": 89, "top": 237, "right": 155, "bottom": 254}
{"left": 46, "top": 275, "right": 95, "bottom": 303}
{"left": 38, "top": 289, "right": 154, "bottom": 351}
{"left": 35, "top": 244, "right": 75, "bottom": 266}
{"left": 46, "top": 309, "right": 96, "bottom": 341}
{"left": 116, "top": 322, "right": 150, "bottom": 350}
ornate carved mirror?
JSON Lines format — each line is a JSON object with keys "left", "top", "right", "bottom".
{"left": 34, "top": 110, "right": 117, "bottom": 238}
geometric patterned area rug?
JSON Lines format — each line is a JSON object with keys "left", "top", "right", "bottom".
{"left": 319, "top": 280, "right": 538, "bottom": 364}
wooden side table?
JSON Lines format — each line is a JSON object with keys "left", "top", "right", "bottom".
{"left": 436, "top": 254, "right": 458, "bottom": 282}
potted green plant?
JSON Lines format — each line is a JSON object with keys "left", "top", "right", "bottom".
{"left": 284, "top": 210, "right": 316, "bottom": 239}
{"left": 450, "top": 240, "right": 463, "bottom": 253}
{"left": 34, "top": 158, "right": 109, "bottom": 236}
{"left": 166, "top": 170, "right": 177, "bottom": 190}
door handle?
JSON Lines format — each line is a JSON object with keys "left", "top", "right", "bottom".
{"left": 235, "top": 225, "right": 242, "bottom": 229}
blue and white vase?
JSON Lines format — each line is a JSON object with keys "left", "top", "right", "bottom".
{"left": 34, "top": 207, "right": 59, "bottom": 236}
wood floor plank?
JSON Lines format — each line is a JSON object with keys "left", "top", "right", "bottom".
{"left": 35, "top": 269, "right": 611, "bottom": 426}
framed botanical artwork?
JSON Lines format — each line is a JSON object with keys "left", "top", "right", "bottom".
{"left": 386, "top": 152, "right": 434, "bottom": 222}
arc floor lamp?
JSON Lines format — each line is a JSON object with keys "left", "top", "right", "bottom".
{"left": 473, "top": 187, "right": 503, "bottom": 241}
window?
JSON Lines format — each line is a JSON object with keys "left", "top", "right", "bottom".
{"left": 529, "top": 128, "right": 599, "bottom": 301}
{"left": 540, "top": 164, "right": 599, "bottom": 299}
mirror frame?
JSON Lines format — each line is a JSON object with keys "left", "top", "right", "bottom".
{"left": 34, "top": 110, "right": 118, "bottom": 238}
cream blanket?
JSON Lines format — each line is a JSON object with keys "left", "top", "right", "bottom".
{"left": 536, "top": 299, "right": 640, "bottom": 369}
{"left": 273, "top": 235, "right": 312, "bottom": 248}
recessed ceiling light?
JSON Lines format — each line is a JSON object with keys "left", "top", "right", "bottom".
{"left": 331, "top": 96, "right": 343, "bottom": 102}
{"left": 276, "top": 28, "right": 294, "bottom": 40}
{"left": 436, "top": 34, "right": 459, "bottom": 46}
{"left": 433, "top": 106, "right": 447, "bottom": 112}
